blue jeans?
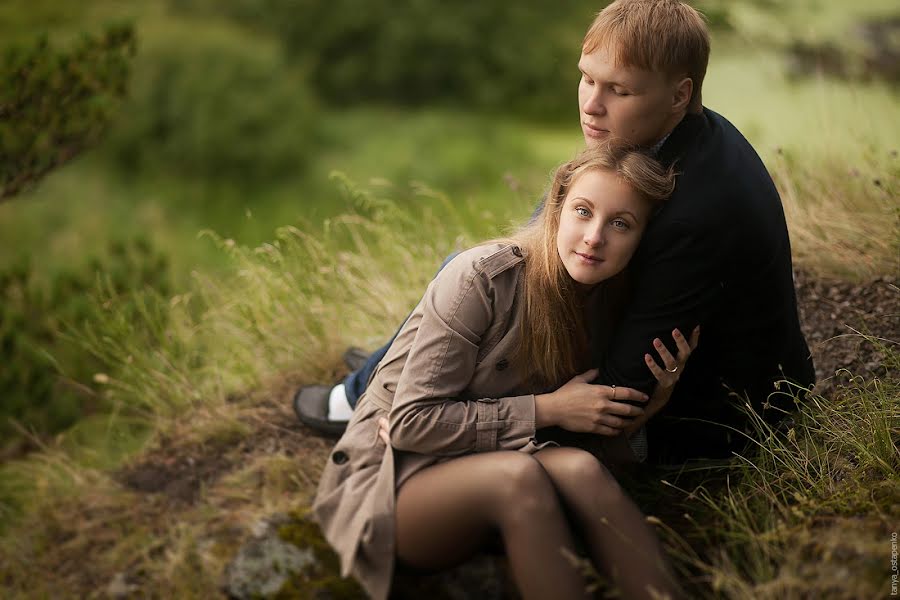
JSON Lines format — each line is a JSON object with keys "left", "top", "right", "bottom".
{"left": 344, "top": 252, "right": 460, "bottom": 408}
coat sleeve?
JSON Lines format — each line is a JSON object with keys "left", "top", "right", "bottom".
{"left": 388, "top": 253, "right": 537, "bottom": 457}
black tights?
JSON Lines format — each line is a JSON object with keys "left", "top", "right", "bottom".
{"left": 395, "top": 447, "right": 679, "bottom": 600}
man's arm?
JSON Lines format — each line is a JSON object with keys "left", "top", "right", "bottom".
{"left": 600, "top": 217, "right": 722, "bottom": 393}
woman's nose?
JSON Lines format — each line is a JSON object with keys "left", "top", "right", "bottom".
{"left": 584, "top": 225, "right": 605, "bottom": 247}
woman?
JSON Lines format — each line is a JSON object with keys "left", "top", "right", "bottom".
{"left": 313, "top": 139, "right": 698, "bottom": 600}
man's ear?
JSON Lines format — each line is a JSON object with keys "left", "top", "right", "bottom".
{"left": 671, "top": 77, "right": 693, "bottom": 113}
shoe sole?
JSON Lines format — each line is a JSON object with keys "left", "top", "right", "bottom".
{"left": 292, "top": 385, "right": 349, "bottom": 436}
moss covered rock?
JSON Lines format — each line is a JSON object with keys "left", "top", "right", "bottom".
{"left": 224, "top": 510, "right": 517, "bottom": 599}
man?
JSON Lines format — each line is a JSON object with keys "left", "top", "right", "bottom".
{"left": 295, "top": 0, "right": 814, "bottom": 463}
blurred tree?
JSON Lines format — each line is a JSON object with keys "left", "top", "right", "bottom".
{"left": 103, "top": 23, "right": 320, "bottom": 186}
{"left": 171, "top": 0, "right": 600, "bottom": 120}
{"left": 0, "top": 24, "right": 136, "bottom": 201}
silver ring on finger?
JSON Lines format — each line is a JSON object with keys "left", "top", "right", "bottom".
{"left": 666, "top": 365, "right": 679, "bottom": 374}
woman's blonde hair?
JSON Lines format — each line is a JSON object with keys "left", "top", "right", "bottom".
{"left": 510, "top": 138, "right": 675, "bottom": 388}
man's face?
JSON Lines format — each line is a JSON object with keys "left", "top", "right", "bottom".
{"left": 578, "top": 45, "right": 682, "bottom": 147}
{"left": 556, "top": 168, "right": 652, "bottom": 288}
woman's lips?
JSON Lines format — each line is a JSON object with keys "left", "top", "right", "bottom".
{"left": 575, "top": 252, "right": 602, "bottom": 264}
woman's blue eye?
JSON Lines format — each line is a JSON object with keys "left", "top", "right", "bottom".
{"left": 576, "top": 207, "right": 591, "bottom": 217}
{"left": 612, "top": 218, "right": 630, "bottom": 229}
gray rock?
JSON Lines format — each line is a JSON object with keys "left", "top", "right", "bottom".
{"left": 222, "top": 512, "right": 518, "bottom": 599}
{"left": 225, "top": 517, "right": 317, "bottom": 599}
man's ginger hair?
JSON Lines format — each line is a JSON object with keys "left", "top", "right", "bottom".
{"left": 583, "top": 0, "right": 710, "bottom": 112}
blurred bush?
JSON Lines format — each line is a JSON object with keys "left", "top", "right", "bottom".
{"left": 0, "top": 236, "right": 171, "bottom": 449}
{"left": 104, "top": 24, "right": 320, "bottom": 185}
{"left": 171, "top": 0, "right": 600, "bottom": 119}
{"left": 0, "top": 24, "right": 135, "bottom": 200}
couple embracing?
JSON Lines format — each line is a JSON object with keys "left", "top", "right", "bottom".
{"left": 297, "top": 1, "right": 814, "bottom": 598}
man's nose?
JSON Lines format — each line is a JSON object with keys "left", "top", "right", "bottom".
{"left": 582, "top": 88, "right": 606, "bottom": 115}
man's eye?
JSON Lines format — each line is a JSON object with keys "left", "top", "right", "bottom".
{"left": 611, "top": 86, "right": 629, "bottom": 96}
{"left": 582, "top": 74, "right": 594, "bottom": 85}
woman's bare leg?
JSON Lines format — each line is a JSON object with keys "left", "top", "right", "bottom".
{"left": 534, "top": 446, "right": 680, "bottom": 600}
{"left": 395, "top": 451, "right": 591, "bottom": 600}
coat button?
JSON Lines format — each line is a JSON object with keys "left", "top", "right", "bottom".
{"left": 496, "top": 359, "right": 509, "bottom": 371}
{"left": 511, "top": 246, "right": 522, "bottom": 257}
{"left": 331, "top": 450, "right": 349, "bottom": 465}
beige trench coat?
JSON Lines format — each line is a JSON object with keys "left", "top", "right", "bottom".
{"left": 312, "top": 243, "right": 634, "bottom": 600}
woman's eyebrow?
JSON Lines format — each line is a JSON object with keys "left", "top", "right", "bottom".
{"left": 571, "top": 196, "right": 595, "bottom": 207}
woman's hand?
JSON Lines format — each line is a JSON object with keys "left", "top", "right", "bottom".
{"left": 535, "top": 369, "right": 649, "bottom": 436}
{"left": 377, "top": 417, "right": 391, "bottom": 446}
{"left": 643, "top": 326, "right": 700, "bottom": 389}
{"left": 624, "top": 326, "right": 700, "bottom": 436}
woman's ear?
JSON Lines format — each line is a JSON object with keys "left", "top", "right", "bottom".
{"left": 672, "top": 77, "right": 693, "bottom": 113}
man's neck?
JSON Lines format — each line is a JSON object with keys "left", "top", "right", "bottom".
{"left": 648, "top": 112, "right": 689, "bottom": 155}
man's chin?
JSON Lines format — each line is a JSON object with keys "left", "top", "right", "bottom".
{"left": 583, "top": 129, "right": 611, "bottom": 146}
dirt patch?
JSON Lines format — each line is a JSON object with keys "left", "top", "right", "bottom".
{"left": 794, "top": 269, "right": 899, "bottom": 395}
{"left": 115, "top": 392, "right": 333, "bottom": 506}
{"left": 117, "top": 437, "right": 236, "bottom": 505}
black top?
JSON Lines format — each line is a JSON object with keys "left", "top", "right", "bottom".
{"left": 598, "top": 108, "right": 815, "bottom": 462}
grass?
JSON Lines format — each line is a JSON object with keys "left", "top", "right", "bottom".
{"left": 0, "top": 188, "right": 492, "bottom": 597}
{"left": 667, "top": 345, "right": 899, "bottom": 599}
{"left": 1, "top": 167, "right": 897, "bottom": 597}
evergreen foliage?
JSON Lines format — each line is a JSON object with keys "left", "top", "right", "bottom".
{"left": 0, "top": 236, "right": 171, "bottom": 445}
{"left": 0, "top": 24, "right": 135, "bottom": 200}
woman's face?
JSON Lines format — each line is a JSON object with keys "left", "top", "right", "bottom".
{"left": 556, "top": 168, "right": 652, "bottom": 288}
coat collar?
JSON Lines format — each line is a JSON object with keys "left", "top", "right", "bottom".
{"left": 656, "top": 109, "right": 709, "bottom": 168}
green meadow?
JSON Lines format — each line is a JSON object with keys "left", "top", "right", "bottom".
{"left": 0, "top": 0, "right": 897, "bottom": 597}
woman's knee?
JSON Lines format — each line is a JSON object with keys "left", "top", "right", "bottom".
{"left": 489, "top": 453, "right": 559, "bottom": 522}
{"left": 544, "top": 448, "right": 610, "bottom": 483}
{"left": 540, "top": 448, "right": 626, "bottom": 503}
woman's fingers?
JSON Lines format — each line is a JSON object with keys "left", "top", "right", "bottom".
{"left": 689, "top": 325, "right": 701, "bottom": 350}
{"left": 591, "top": 424, "right": 622, "bottom": 436}
{"left": 573, "top": 368, "right": 599, "bottom": 383}
{"left": 603, "top": 385, "right": 648, "bottom": 404}
{"left": 377, "top": 417, "right": 391, "bottom": 446}
{"left": 599, "top": 413, "right": 636, "bottom": 428}
{"left": 604, "top": 400, "right": 645, "bottom": 417}
{"left": 653, "top": 337, "right": 678, "bottom": 371}
{"left": 673, "top": 328, "right": 692, "bottom": 359}
{"left": 645, "top": 352, "right": 670, "bottom": 383}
